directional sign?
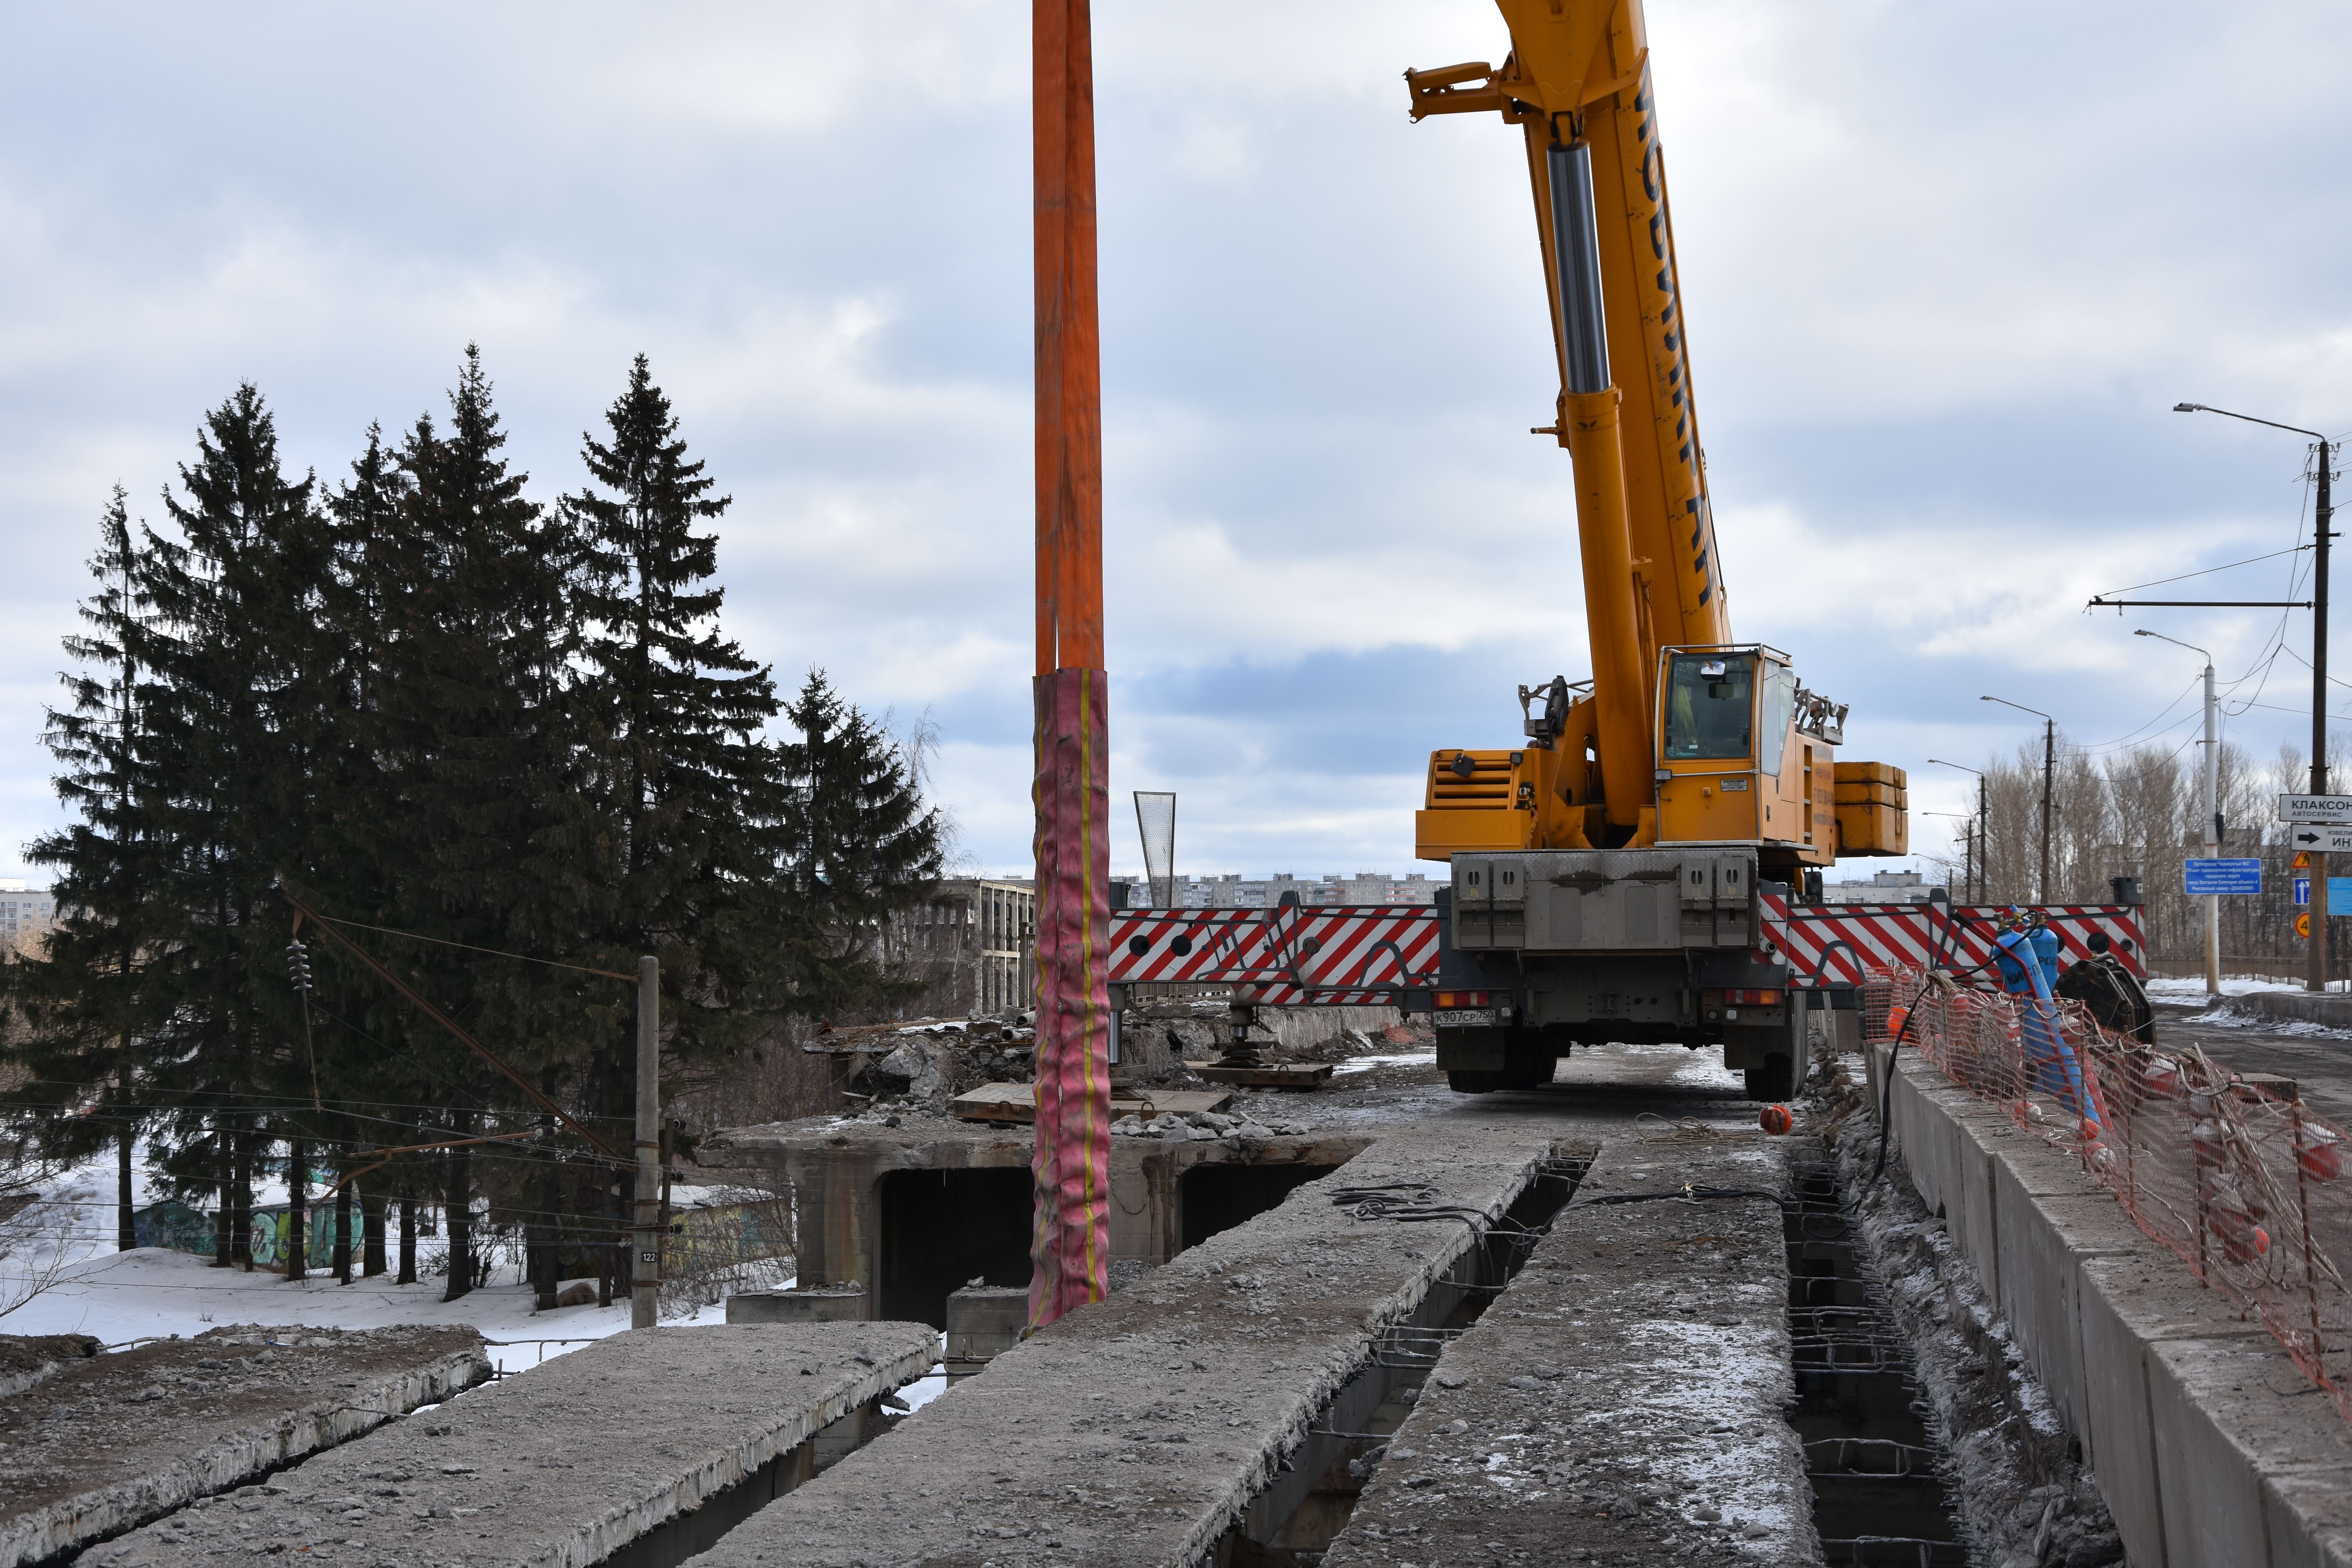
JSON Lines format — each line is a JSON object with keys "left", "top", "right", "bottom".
{"left": 2279, "top": 794, "right": 2352, "bottom": 824}
{"left": 2185, "top": 858, "right": 2263, "bottom": 895}
{"left": 2293, "top": 876, "right": 2352, "bottom": 907}
{"left": 2285, "top": 824, "right": 2352, "bottom": 853}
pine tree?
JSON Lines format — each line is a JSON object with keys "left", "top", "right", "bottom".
{"left": 779, "top": 670, "right": 947, "bottom": 1015}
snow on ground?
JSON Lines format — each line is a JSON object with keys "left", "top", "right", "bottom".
{"left": 2145, "top": 975, "right": 2304, "bottom": 1000}
{"left": 0, "top": 1246, "right": 737, "bottom": 1373}
{"left": 0, "top": 1147, "right": 750, "bottom": 1374}
{"left": 1331, "top": 1050, "right": 1436, "bottom": 1075}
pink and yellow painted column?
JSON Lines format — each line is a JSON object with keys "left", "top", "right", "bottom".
{"left": 1029, "top": 0, "right": 1112, "bottom": 1329}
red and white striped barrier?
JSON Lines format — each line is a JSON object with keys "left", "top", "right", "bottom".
{"left": 1108, "top": 906, "right": 1440, "bottom": 1005}
{"left": 1765, "top": 898, "right": 2146, "bottom": 987}
{"left": 1104, "top": 897, "right": 2148, "bottom": 1002}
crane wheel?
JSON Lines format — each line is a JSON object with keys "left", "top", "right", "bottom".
{"left": 1446, "top": 1069, "right": 1504, "bottom": 1094}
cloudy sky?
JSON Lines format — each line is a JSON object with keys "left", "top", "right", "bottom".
{"left": 4, "top": 1, "right": 2350, "bottom": 886}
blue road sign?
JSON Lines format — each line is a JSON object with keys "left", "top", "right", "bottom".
{"left": 2185, "top": 858, "right": 2263, "bottom": 896}
{"left": 2290, "top": 876, "right": 2352, "bottom": 907}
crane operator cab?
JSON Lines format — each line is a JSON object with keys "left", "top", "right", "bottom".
{"left": 1655, "top": 645, "right": 1827, "bottom": 859}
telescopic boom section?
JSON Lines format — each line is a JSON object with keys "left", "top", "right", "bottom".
{"left": 1410, "top": 0, "right": 1731, "bottom": 818}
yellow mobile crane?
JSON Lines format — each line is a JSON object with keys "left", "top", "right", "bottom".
{"left": 1405, "top": 0, "right": 1908, "bottom": 1099}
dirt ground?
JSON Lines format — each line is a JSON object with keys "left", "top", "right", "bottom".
{"left": 0, "top": 1324, "right": 484, "bottom": 1528}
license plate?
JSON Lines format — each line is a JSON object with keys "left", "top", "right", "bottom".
{"left": 1433, "top": 1008, "right": 1499, "bottom": 1028}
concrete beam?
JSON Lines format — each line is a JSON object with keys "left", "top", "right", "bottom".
{"left": 1323, "top": 1138, "right": 1820, "bottom": 1566}
{"left": 81, "top": 1323, "right": 935, "bottom": 1568}
{"left": 0, "top": 1325, "right": 486, "bottom": 1568}
{"left": 1882, "top": 1048, "right": 2352, "bottom": 1568}
{"left": 692, "top": 1123, "right": 1581, "bottom": 1567}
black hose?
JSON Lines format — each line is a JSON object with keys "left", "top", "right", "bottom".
{"left": 1870, "top": 898, "right": 1966, "bottom": 1182}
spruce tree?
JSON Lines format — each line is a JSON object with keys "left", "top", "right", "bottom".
{"left": 563, "top": 356, "right": 787, "bottom": 1113}
{"left": 131, "top": 385, "right": 338, "bottom": 1261}
{"left": 6, "top": 489, "right": 165, "bottom": 1248}
{"left": 779, "top": 670, "right": 947, "bottom": 1015}
{"left": 349, "top": 347, "right": 595, "bottom": 1296}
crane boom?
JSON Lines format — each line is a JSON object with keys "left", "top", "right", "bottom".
{"left": 1400, "top": 0, "right": 1910, "bottom": 1102}
{"left": 1410, "top": 2, "right": 1728, "bottom": 826}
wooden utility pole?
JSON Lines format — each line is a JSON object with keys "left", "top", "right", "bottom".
{"left": 632, "top": 955, "right": 661, "bottom": 1330}
{"left": 1030, "top": 0, "right": 1113, "bottom": 1330}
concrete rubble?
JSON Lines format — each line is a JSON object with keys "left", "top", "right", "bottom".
{"left": 1112, "top": 1109, "right": 1315, "bottom": 1140}
{"left": 81, "top": 1321, "right": 936, "bottom": 1568}
{"left": 1323, "top": 1138, "right": 1818, "bottom": 1568}
{"left": 0, "top": 1324, "right": 488, "bottom": 1568}
{"left": 809, "top": 1004, "right": 1421, "bottom": 1123}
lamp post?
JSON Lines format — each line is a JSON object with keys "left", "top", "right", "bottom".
{"left": 2175, "top": 402, "right": 2338, "bottom": 993}
{"left": 1926, "top": 759, "right": 1987, "bottom": 903}
{"left": 1922, "top": 812, "right": 1974, "bottom": 906}
{"left": 1981, "top": 697, "right": 2056, "bottom": 904}
{"left": 2134, "top": 629, "right": 2221, "bottom": 1002}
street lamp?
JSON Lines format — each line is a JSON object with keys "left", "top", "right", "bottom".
{"left": 2133, "top": 629, "right": 2221, "bottom": 1000}
{"left": 1925, "top": 759, "right": 1987, "bottom": 904}
{"left": 1981, "top": 696, "right": 2056, "bottom": 904}
{"left": 1922, "top": 812, "right": 1975, "bottom": 907}
{"left": 2176, "top": 401, "right": 2339, "bottom": 993}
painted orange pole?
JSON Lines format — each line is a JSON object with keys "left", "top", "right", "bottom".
{"left": 1029, "top": 0, "right": 1112, "bottom": 1330}
{"left": 1034, "top": 0, "right": 1103, "bottom": 674}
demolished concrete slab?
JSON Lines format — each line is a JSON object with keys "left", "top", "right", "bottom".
{"left": 0, "top": 1324, "right": 487, "bottom": 1568}
{"left": 700, "top": 1114, "right": 1370, "bottom": 1325}
{"left": 1322, "top": 1138, "right": 1818, "bottom": 1567}
{"left": 691, "top": 1120, "right": 1585, "bottom": 1568}
{"left": 82, "top": 1322, "right": 936, "bottom": 1568}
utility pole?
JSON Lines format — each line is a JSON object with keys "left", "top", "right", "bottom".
{"left": 1974, "top": 703, "right": 2056, "bottom": 902}
{"left": 2165, "top": 404, "right": 2340, "bottom": 993}
{"left": 632, "top": 955, "right": 660, "bottom": 1331}
{"left": 2040, "top": 717, "right": 2055, "bottom": 904}
{"left": 2312, "top": 436, "right": 2334, "bottom": 993}
{"left": 1928, "top": 759, "right": 1989, "bottom": 904}
{"left": 1976, "top": 772, "right": 1989, "bottom": 904}
{"left": 2134, "top": 630, "right": 2221, "bottom": 1000}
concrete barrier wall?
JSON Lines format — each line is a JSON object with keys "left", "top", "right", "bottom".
{"left": 1880, "top": 1050, "right": 2352, "bottom": 1568}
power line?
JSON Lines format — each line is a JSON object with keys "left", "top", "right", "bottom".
{"left": 2092, "top": 543, "right": 2311, "bottom": 598}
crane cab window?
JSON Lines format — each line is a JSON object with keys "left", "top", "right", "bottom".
{"left": 1664, "top": 653, "right": 1755, "bottom": 760}
{"left": 1757, "top": 664, "right": 1797, "bottom": 776}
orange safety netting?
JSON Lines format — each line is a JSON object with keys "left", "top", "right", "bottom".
{"left": 1864, "top": 967, "right": 2352, "bottom": 1423}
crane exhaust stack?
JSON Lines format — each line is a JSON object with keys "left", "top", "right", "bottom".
{"left": 1546, "top": 140, "right": 1611, "bottom": 396}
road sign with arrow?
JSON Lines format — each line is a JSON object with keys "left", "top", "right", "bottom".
{"left": 2288, "top": 825, "right": 2352, "bottom": 853}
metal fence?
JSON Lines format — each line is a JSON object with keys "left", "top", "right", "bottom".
{"left": 1862, "top": 968, "right": 2351, "bottom": 1425}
